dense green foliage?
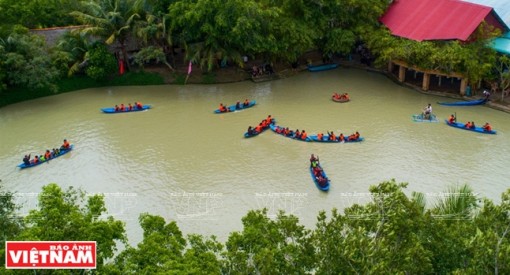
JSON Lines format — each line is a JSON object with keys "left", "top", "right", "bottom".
{"left": 0, "top": 0, "right": 508, "bottom": 106}
{"left": 2, "top": 181, "right": 510, "bottom": 273}
{"left": 85, "top": 43, "right": 118, "bottom": 81}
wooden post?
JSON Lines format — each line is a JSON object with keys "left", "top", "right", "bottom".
{"left": 388, "top": 61, "right": 394, "bottom": 73}
{"left": 398, "top": 66, "right": 406, "bottom": 82}
{"left": 422, "top": 73, "right": 430, "bottom": 91}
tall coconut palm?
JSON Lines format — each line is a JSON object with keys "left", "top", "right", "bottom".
{"left": 70, "top": 0, "right": 141, "bottom": 71}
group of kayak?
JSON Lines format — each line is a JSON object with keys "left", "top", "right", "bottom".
{"left": 19, "top": 139, "right": 72, "bottom": 169}
{"left": 416, "top": 102, "right": 496, "bottom": 134}
{"left": 268, "top": 124, "right": 363, "bottom": 143}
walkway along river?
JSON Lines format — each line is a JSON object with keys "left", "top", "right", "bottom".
{"left": 1, "top": 68, "right": 509, "bottom": 243}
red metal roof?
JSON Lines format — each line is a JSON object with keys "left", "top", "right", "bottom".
{"left": 380, "top": 0, "right": 493, "bottom": 41}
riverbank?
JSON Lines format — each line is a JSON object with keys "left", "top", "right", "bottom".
{"left": 145, "top": 50, "right": 510, "bottom": 114}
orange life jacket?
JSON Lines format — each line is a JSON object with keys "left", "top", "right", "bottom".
{"left": 339, "top": 134, "right": 345, "bottom": 141}
{"left": 329, "top": 133, "right": 336, "bottom": 140}
{"left": 301, "top": 132, "right": 307, "bottom": 139}
{"left": 63, "top": 141, "right": 70, "bottom": 149}
{"left": 317, "top": 133, "right": 323, "bottom": 140}
{"left": 44, "top": 151, "right": 51, "bottom": 159}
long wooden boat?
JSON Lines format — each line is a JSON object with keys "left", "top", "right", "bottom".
{"left": 101, "top": 105, "right": 151, "bottom": 113}
{"left": 214, "top": 100, "right": 256, "bottom": 114}
{"left": 18, "top": 145, "right": 74, "bottom": 169}
{"left": 310, "top": 163, "right": 330, "bottom": 191}
{"left": 412, "top": 113, "right": 438, "bottom": 122}
{"left": 307, "top": 63, "right": 339, "bottom": 72}
{"left": 309, "top": 135, "right": 364, "bottom": 143}
{"left": 244, "top": 120, "right": 275, "bottom": 138}
{"left": 269, "top": 124, "right": 312, "bottom": 142}
{"left": 444, "top": 120, "right": 496, "bottom": 134}
{"left": 437, "top": 98, "right": 486, "bottom": 106}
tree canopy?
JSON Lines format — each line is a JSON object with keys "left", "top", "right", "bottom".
{"left": 3, "top": 181, "right": 510, "bottom": 273}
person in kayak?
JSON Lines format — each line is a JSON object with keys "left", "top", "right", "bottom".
{"left": 310, "top": 154, "right": 319, "bottom": 168}
{"left": 316, "top": 174, "right": 329, "bottom": 187}
{"left": 483, "top": 122, "right": 492, "bottom": 132}
{"left": 44, "top": 150, "right": 51, "bottom": 160}
{"left": 464, "top": 121, "right": 472, "bottom": 128}
{"left": 23, "top": 154, "right": 31, "bottom": 166}
{"left": 470, "top": 121, "right": 475, "bottom": 129}
{"left": 243, "top": 99, "right": 250, "bottom": 107}
{"left": 423, "top": 103, "right": 432, "bottom": 119}
{"left": 114, "top": 105, "right": 120, "bottom": 112}
{"left": 265, "top": 115, "right": 273, "bottom": 125}
{"left": 128, "top": 103, "right": 133, "bottom": 111}
{"left": 136, "top": 102, "right": 143, "bottom": 109}
{"left": 61, "top": 139, "right": 70, "bottom": 150}
{"left": 218, "top": 103, "right": 227, "bottom": 112}
{"left": 300, "top": 130, "right": 308, "bottom": 140}
{"left": 327, "top": 131, "right": 336, "bottom": 141}
{"left": 448, "top": 114, "right": 456, "bottom": 124}
{"left": 235, "top": 102, "right": 241, "bottom": 109}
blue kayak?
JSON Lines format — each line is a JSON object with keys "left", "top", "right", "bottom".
{"left": 244, "top": 119, "right": 275, "bottom": 138}
{"left": 18, "top": 145, "right": 74, "bottom": 169}
{"left": 437, "top": 98, "right": 486, "bottom": 106}
{"left": 307, "top": 63, "right": 339, "bottom": 72}
{"left": 269, "top": 124, "right": 312, "bottom": 142}
{"left": 412, "top": 113, "right": 438, "bottom": 122}
{"left": 101, "top": 105, "right": 151, "bottom": 113}
{"left": 310, "top": 163, "right": 330, "bottom": 191}
{"left": 214, "top": 101, "right": 256, "bottom": 114}
{"left": 445, "top": 120, "right": 496, "bottom": 134}
{"left": 309, "top": 135, "right": 364, "bottom": 143}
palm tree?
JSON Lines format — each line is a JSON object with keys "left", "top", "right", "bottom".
{"left": 70, "top": 0, "right": 141, "bottom": 71}
{"left": 54, "top": 32, "right": 95, "bottom": 77}
{"left": 432, "top": 184, "right": 479, "bottom": 219}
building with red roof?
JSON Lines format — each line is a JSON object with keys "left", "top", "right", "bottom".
{"left": 380, "top": 0, "right": 509, "bottom": 95}
{"left": 380, "top": 0, "right": 507, "bottom": 42}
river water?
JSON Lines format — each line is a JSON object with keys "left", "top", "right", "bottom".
{"left": 1, "top": 68, "right": 509, "bottom": 243}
